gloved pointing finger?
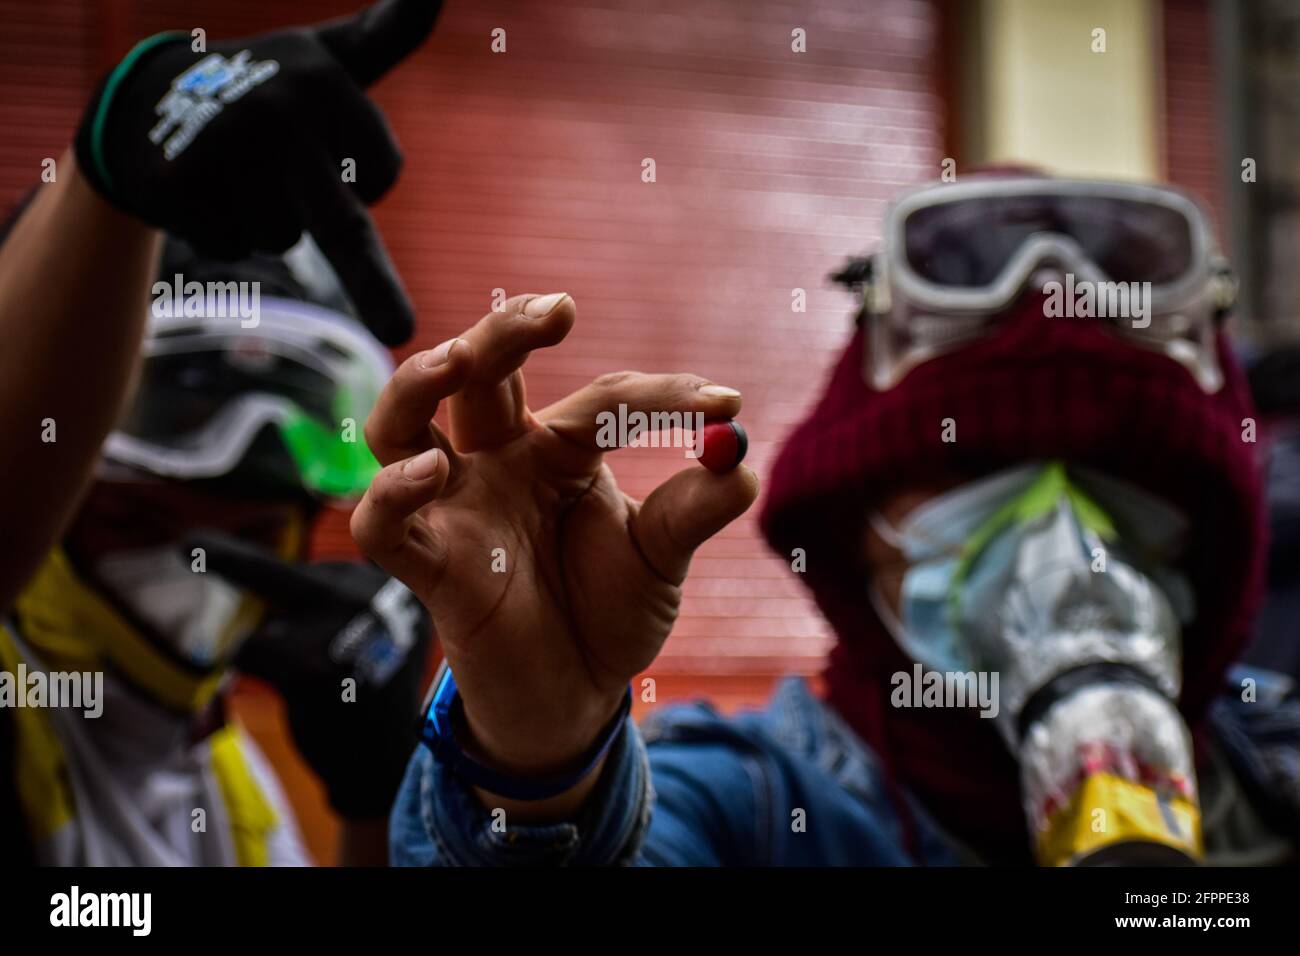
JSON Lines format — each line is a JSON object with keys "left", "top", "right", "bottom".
{"left": 314, "top": 0, "right": 445, "bottom": 89}
{"left": 73, "top": 0, "right": 444, "bottom": 345}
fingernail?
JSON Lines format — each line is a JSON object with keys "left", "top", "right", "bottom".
{"left": 418, "top": 338, "right": 461, "bottom": 369}
{"left": 523, "top": 292, "right": 569, "bottom": 318}
{"left": 699, "top": 384, "right": 742, "bottom": 398}
{"left": 403, "top": 448, "right": 442, "bottom": 480}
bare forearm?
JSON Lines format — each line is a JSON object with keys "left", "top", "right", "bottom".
{"left": 0, "top": 151, "right": 160, "bottom": 612}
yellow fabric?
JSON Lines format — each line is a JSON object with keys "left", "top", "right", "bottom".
{"left": 1, "top": 623, "right": 277, "bottom": 863}
{"left": 2, "top": 542, "right": 293, "bottom": 864}
{"left": 208, "top": 725, "right": 278, "bottom": 867}
{"left": 1037, "top": 771, "right": 1203, "bottom": 866}
{"left": 10, "top": 508, "right": 305, "bottom": 714}
{"left": 13, "top": 549, "right": 224, "bottom": 712}
{"left": 0, "top": 626, "right": 75, "bottom": 840}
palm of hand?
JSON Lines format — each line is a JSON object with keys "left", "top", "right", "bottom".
{"left": 352, "top": 293, "right": 756, "bottom": 772}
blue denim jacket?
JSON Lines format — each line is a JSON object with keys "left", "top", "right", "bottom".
{"left": 389, "top": 677, "right": 960, "bottom": 866}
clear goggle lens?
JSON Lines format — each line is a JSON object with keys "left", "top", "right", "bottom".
{"left": 855, "top": 179, "right": 1232, "bottom": 392}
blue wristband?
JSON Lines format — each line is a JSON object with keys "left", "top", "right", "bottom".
{"left": 417, "top": 664, "right": 633, "bottom": 802}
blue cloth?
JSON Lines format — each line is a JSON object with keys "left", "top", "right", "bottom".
{"left": 1208, "top": 665, "right": 1300, "bottom": 842}
{"left": 389, "top": 677, "right": 960, "bottom": 866}
{"left": 1244, "top": 422, "right": 1300, "bottom": 681}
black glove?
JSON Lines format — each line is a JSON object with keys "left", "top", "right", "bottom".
{"left": 75, "top": 0, "right": 443, "bottom": 345}
{"left": 188, "top": 530, "right": 432, "bottom": 820}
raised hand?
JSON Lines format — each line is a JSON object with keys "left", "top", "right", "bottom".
{"left": 73, "top": 0, "right": 443, "bottom": 344}
{"left": 350, "top": 293, "right": 759, "bottom": 785}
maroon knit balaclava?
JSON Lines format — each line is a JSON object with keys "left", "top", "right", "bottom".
{"left": 760, "top": 257, "right": 1266, "bottom": 863}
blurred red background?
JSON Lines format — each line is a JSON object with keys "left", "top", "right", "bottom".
{"left": 0, "top": 0, "right": 1220, "bottom": 862}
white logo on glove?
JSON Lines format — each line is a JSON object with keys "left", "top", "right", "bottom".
{"left": 149, "top": 50, "right": 280, "bottom": 160}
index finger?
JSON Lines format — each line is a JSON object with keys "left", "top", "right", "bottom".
{"left": 447, "top": 293, "right": 576, "bottom": 451}
{"left": 365, "top": 336, "right": 473, "bottom": 466}
{"left": 314, "top": 0, "right": 444, "bottom": 88}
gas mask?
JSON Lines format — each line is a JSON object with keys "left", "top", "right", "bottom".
{"left": 94, "top": 545, "right": 263, "bottom": 671}
{"left": 869, "top": 461, "right": 1193, "bottom": 706}
{"left": 870, "top": 462, "right": 1203, "bottom": 863}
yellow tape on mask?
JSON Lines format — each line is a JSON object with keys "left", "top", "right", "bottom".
{"left": 1037, "top": 771, "right": 1203, "bottom": 866}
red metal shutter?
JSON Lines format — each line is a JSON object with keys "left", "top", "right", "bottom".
{"left": 1, "top": 1, "right": 946, "bottom": 711}
{"left": 1161, "top": 0, "right": 1225, "bottom": 237}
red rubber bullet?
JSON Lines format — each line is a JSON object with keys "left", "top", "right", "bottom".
{"left": 698, "top": 420, "right": 748, "bottom": 472}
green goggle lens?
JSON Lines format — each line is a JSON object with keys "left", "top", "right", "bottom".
{"left": 276, "top": 406, "right": 381, "bottom": 499}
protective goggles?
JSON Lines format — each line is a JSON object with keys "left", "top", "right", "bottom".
{"left": 842, "top": 178, "right": 1236, "bottom": 392}
{"left": 103, "top": 297, "right": 394, "bottom": 499}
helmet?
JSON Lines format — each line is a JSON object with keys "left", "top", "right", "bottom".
{"left": 101, "top": 235, "right": 394, "bottom": 500}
